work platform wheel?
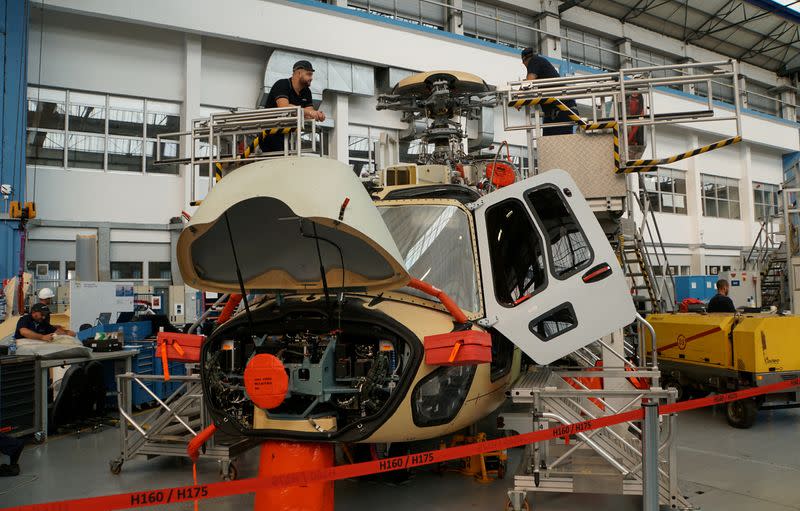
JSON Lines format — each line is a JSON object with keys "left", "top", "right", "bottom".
{"left": 221, "top": 461, "right": 238, "bottom": 481}
{"left": 110, "top": 458, "right": 124, "bottom": 475}
{"left": 726, "top": 398, "right": 758, "bottom": 429}
{"left": 505, "top": 498, "right": 530, "bottom": 511}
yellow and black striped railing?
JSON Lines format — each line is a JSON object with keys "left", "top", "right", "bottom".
{"left": 212, "top": 127, "right": 298, "bottom": 182}
{"left": 618, "top": 135, "right": 742, "bottom": 174}
{"left": 509, "top": 95, "right": 741, "bottom": 174}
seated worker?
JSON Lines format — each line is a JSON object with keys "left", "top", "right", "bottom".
{"left": 707, "top": 279, "right": 736, "bottom": 313}
{"left": 15, "top": 303, "right": 58, "bottom": 341}
{"left": 520, "top": 48, "right": 577, "bottom": 136}
{"left": 0, "top": 433, "right": 23, "bottom": 476}
{"left": 260, "top": 60, "right": 326, "bottom": 154}
{"left": 34, "top": 288, "right": 75, "bottom": 336}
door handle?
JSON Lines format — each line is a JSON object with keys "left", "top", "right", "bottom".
{"left": 582, "top": 263, "right": 612, "bottom": 283}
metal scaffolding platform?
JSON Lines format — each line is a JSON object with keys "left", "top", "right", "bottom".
{"left": 111, "top": 373, "right": 255, "bottom": 480}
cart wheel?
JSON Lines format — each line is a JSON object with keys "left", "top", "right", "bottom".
{"left": 110, "top": 459, "right": 123, "bottom": 475}
{"left": 505, "top": 497, "right": 530, "bottom": 511}
{"left": 33, "top": 431, "right": 46, "bottom": 444}
{"left": 222, "top": 462, "right": 238, "bottom": 481}
{"left": 663, "top": 379, "right": 686, "bottom": 401}
{"left": 726, "top": 398, "right": 758, "bottom": 429}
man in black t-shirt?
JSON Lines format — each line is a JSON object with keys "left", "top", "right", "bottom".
{"left": 260, "top": 60, "right": 326, "bottom": 153}
{"left": 707, "top": 279, "right": 737, "bottom": 313}
{"left": 520, "top": 48, "right": 576, "bottom": 136}
{"left": 15, "top": 303, "right": 57, "bottom": 341}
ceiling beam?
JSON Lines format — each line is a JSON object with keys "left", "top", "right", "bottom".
{"left": 559, "top": 0, "right": 592, "bottom": 13}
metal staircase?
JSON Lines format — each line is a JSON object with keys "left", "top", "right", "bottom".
{"left": 618, "top": 231, "right": 661, "bottom": 313}
{"left": 501, "top": 367, "right": 690, "bottom": 509}
{"left": 742, "top": 218, "right": 787, "bottom": 309}
{"left": 761, "top": 244, "right": 787, "bottom": 308}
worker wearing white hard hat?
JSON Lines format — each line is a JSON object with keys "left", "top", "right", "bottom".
{"left": 35, "top": 287, "right": 75, "bottom": 337}
{"left": 37, "top": 287, "right": 55, "bottom": 304}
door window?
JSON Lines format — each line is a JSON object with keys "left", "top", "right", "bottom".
{"left": 526, "top": 186, "right": 593, "bottom": 279}
{"left": 484, "top": 199, "right": 547, "bottom": 307}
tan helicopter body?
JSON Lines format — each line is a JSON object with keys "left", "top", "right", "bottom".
{"left": 177, "top": 153, "right": 635, "bottom": 444}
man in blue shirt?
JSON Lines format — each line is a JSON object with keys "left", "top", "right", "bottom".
{"left": 707, "top": 279, "right": 736, "bottom": 313}
{"left": 520, "top": 48, "right": 576, "bottom": 136}
{"left": 14, "top": 303, "right": 57, "bottom": 341}
{"left": 260, "top": 60, "right": 326, "bottom": 153}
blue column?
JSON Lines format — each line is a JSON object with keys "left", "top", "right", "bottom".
{"left": 0, "top": 0, "right": 28, "bottom": 281}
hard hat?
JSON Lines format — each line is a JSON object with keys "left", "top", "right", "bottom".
{"left": 38, "top": 287, "right": 55, "bottom": 300}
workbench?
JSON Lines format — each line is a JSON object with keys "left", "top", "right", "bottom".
{"left": 37, "top": 350, "right": 138, "bottom": 441}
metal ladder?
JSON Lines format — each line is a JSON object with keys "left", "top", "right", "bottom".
{"left": 618, "top": 232, "right": 661, "bottom": 313}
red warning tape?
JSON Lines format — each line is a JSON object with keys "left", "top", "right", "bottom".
{"left": 4, "top": 377, "right": 798, "bottom": 511}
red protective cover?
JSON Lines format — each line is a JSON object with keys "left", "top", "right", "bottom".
{"left": 424, "top": 330, "right": 492, "bottom": 366}
{"left": 157, "top": 332, "right": 204, "bottom": 363}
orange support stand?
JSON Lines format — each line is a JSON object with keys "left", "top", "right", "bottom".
{"left": 254, "top": 441, "right": 335, "bottom": 511}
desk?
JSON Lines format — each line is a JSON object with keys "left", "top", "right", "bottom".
{"left": 37, "top": 350, "right": 138, "bottom": 441}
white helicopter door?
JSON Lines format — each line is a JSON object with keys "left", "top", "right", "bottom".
{"left": 474, "top": 169, "right": 636, "bottom": 365}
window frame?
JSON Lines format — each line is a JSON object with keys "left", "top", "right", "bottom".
{"left": 484, "top": 197, "right": 550, "bottom": 308}
{"left": 701, "top": 174, "right": 741, "bottom": 220}
{"left": 642, "top": 167, "right": 688, "bottom": 215}
{"left": 525, "top": 184, "right": 595, "bottom": 281}
{"left": 110, "top": 261, "right": 144, "bottom": 281}
{"left": 26, "top": 86, "right": 181, "bottom": 175}
{"left": 752, "top": 182, "right": 780, "bottom": 221}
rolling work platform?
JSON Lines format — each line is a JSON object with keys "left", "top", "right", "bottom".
{"left": 500, "top": 60, "right": 744, "bottom": 313}
{"left": 499, "top": 319, "right": 690, "bottom": 510}
{"left": 155, "top": 106, "right": 319, "bottom": 205}
{"left": 112, "top": 373, "right": 255, "bottom": 480}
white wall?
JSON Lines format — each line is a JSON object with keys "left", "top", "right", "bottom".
{"left": 201, "top": 36, "right": 268, "bottom": 109}
{"left": 28, "top": 8, "right": 184, "bottom": 100}
{"left": 27, "top": 168, "right": 183, "bottom": 224}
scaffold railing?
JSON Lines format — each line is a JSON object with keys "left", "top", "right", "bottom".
{"left": 500, "top": 59, "right": 743, "bottom": 175}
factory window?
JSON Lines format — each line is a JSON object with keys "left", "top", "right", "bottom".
{"left": 746, "top": 81, "right": 779, "bottom": 116}
{"left": 26, "top": 86, "right": 180, "bottom": 175}
{"left": 111, "top": 262, "right": 143, "bottom": 280}
{"left": 26, "top": 261, "right": 60, "bottom": 290}
{"left": 146, "top": 101, "right": 181, "bottom": 175}
{"left": 484, "top": 198, "right": 548, "bottom": 306}
{"left": 701, "top": 174, "right": 740, "bottom": 219}
{"left": 66, "top": 261, "right": 76, "bottom": 281}
{"left": 631, "top": 46, "right": 679, "bottom": 77}
{"left": 349, "top": 134, "right": 375, "bottom": 176}
{"left": 526, "top": 186, "right": 592, "bottom": 279}
{"left": 561, "top": 25, "right": 619, "bottom": 71}
{"left": 400, "top": 139, "right": 435, "bottom": 164}
{"left": 462, "top": 1, "right": 537, "bottom": 49}
{"left": 642, "top": 168, "right": 687, "bottom": 214}
{"left": 694, "top": 66, "right": 735, "bottom": 104}
{"left": 753, "top": 182, "right": 780, "bottom": 221}
{"left": 348, "top": 0, "right": 446, "bottom": 30}
{"left": 148, "top": 262, "right": 172, "bottom": 281}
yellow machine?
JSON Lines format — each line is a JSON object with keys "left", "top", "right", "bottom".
{"left": 646, "top": 313, "right": 800, "bottom": 428}
{"left": 437, "top": 432, "right": 507, "bottom": 483}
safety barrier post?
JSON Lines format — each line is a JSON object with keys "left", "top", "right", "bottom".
{"left": 642, "top": 401, "right": 659, "bottom": 511}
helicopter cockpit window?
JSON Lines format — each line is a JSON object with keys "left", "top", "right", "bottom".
{"left": 526, "top": 186, "right": 593, "bottom": 279}
{"left": 379, "top": 204, "right": 481, "bottom": 313}
{"left": 484, "top": 199, "right": 548, "bottom": 307}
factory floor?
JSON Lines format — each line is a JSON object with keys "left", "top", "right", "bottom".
{"left": 1, "top": 405, "right": 799, "bottom": 510}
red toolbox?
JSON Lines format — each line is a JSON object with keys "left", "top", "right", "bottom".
{"left": 156, "top": 332, "right": 204, "bottom": 362}
{"left": 156, "top": 332, "right": 204, "bottom": 380}
{"left": 424, "top": 330, "right": 492, "bottom": 366}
